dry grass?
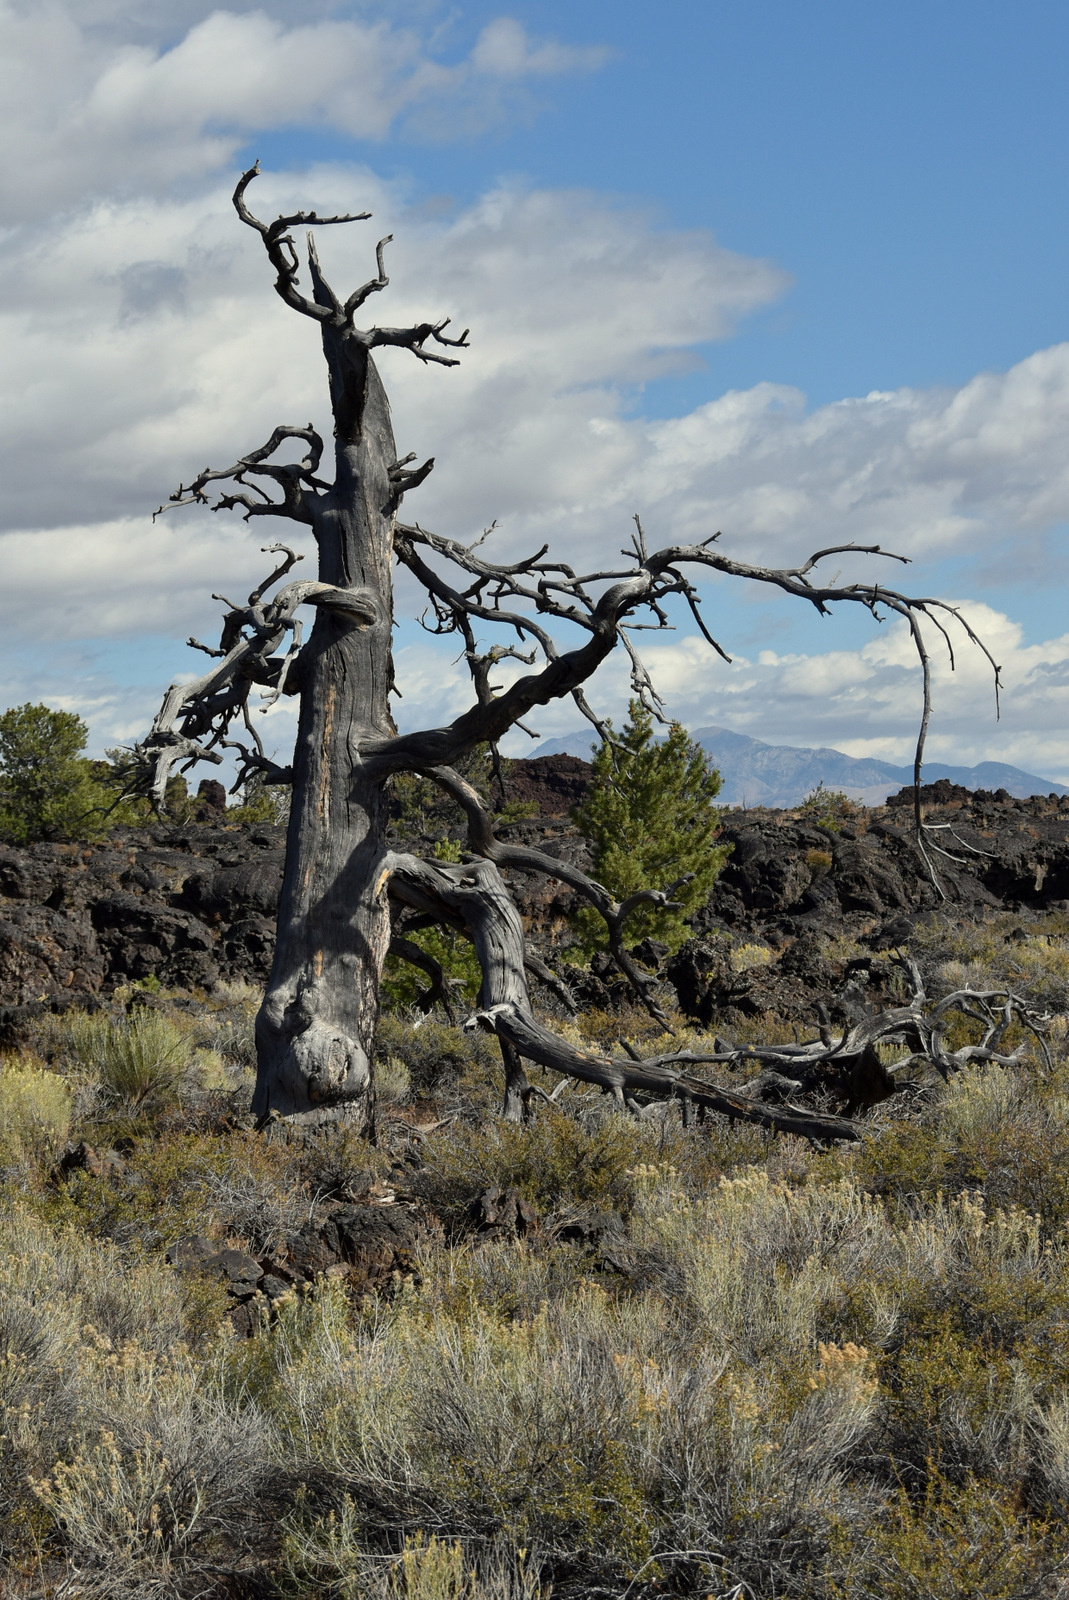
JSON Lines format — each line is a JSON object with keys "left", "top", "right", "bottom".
{"left": 36, "top": 1008, "right": 196, "bottom": 1113}
{"left": 0, "top": 1056, "right": 71, "bottom": 1166}
{"left": 6, "top": 933, "right": 1069, "bottom": 1596}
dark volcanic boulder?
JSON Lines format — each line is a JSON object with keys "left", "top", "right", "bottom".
{"left": 0, "top": 849, "right": 69, "bottom": 904}
{"left": 665, "top": 935, "right": 752, "bottom": 1026}
{"left": 0, "top": 825, "right": 289, "bottom": 999}
{"left": 714, "top": 829, "right": 812, "bottom": 913}
{"left": 90, "top": 894, "right": 217, "bottom": 988}
{"left": 7, "top": 789, "right": 1069, "bottom": 1010}
{"left": 217, "top": 915, "right": 277, "bottom": 981}
{"left": 831, "top": 840, "right": 910, "bottom": 915}
{"left": 979, "top": 837, "right": 1069, "bottom": 909}
{"left": 180, "top": 852, "right": 286, "bottom": 923}
{"left": 472, "top": 1185, "right": 539, "bottom": 1238}
{"left": 280, "top": 1203, "right": 423, "bottom": 1295}
{"left": 322, "top": 1203, "right": 422, "bottom": 1285}
{"left": 505, "top": 754, "right": 592, "bottom": 816}
{"left": 888, "top": 779, "right": 971, "bottom": 808}
{"left": 0, "top": 904, "right": 104, "bottom": 1004}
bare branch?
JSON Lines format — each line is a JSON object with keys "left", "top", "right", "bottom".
{"left": 129, "top": 553, "right": 378, "bottom": 810}
{"left": 381, "top": 522, "right": 1000, "bottom": 889}
{"left": 345, "top": 234, "right": 393, "bottom": 317}
{"left": 232, "top": 168, "right": 470, "bottom": 391}
{"left": 233, "top": 163, "right": 370, "bottom": 323}
{"left": 367, "top": 318, "right": 471, "bottom": 367}
{"left": 387, "top": 453, "right": 435, "bottom": 508}
{"left": 248, "top": 544, "right": 305, "bottom": 606}
{"left": 223, "top": 742, "right": 293, "bottom": 793}
{"left": 386, "top": 839, "right": 1048, "bottom": 1134}
{"left": 420, "top": 764, "right": 677, "bottom": 1023}
{"left": 385, "top": 847, "right": 861, "bottom": 1138}
{"left": 389, "top": 933, "right": 451, "bottom": 1017}
{"left": 154, "top": 426, "right": 327, "bottom": 526}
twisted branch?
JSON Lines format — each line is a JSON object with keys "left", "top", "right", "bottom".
{"left": 386, "top": 840, "right": 1049, "bottom": 1138}
{"left": 379, "top": 522, "right": 1001, "bottom": 893}
{"left": 128, "top": 547, "right": 377, "bottom": 809}
{"left": 153, "top": 427, "right": 327, "bottom": 525}
{"left": 234, "top": 164, "right": 469, "bottom": 367}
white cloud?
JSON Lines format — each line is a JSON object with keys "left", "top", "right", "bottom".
{"left": 469, "top": 16, "right": 607, "bottom": 78}
{"left": 619, "top": 602, "right": 1069, "bottom": 783}
{"left": 0, "top": 3, "right": 607, "bottom": 220}
{"left": 5, "top": 159, "right": 1069, "bottom": 778}
{"left": 472, "top": 599, "right": 1069, "bottom": 785}
{"left": 0, "top": 167, "right": 786, "bottom": 541}
{"left": 14, "top": 158, "right": 1069, "bottom": 618}
{"left": 405, "top": 339, "right": 1069, "bottom": 590}
{"left": 2, "top": 5, "right": 1069, "bottom": 778}
{"left": 12, "top": 585, "right": 1069, "bottom": 782}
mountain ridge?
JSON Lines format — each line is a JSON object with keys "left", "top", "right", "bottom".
{"left": 530, "top": 725, "right": 1069, "bottom": 808}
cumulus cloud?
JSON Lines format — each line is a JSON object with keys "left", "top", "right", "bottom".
{"left": 0, "top": 2, "right": 607, "bottom": 219}
{"left": 5, "top": 156, "right": 1066, "bottom": 598}
{"left": 0, "top": 167, "right": 787, "bottom": 541}
{"left": 4, "top": 159, "right": 1069, "bottom": 774}
{"left": 11, "top": 578, "right": 1069, "bottom": 781}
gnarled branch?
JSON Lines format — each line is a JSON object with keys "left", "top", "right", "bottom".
{"left": 233, "top": 162, "right": 371, "bottom": 323}
{"left": 130, "top": 546, "right": 377, "bottom": 810}
{"left": 154, "top": 427, "right": 327, "bottom": 526}
{"left": 385, "top": 848, "right": 861, "bottom": 1139}
{"left": 423, "top": 762, "right": 679, "bottom": 1023}
{"left": 377, "top": 521, "right": 1000, "bottom": 893}
{"left": 234, "top": 164, "right": 470, "bottom": 370}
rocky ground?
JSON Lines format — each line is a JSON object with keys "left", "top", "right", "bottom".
{"left": 4, "top": 757, "right": 1069, "bottom": 1041}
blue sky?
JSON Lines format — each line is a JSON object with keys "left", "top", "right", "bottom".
{"left": 426, "top": 4, "right": 1069, "bottom": 396}
{"left": 246, "top": 1, "right": 1069, "bottom": 411}
{"left": 3, "top": 0, "right": 1069, "bottom": 778}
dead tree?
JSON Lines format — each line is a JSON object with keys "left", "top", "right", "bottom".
{"left": 134, "top": 165, "right": 1009, "bottom": 1139}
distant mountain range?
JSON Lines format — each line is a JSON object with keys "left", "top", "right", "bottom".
{"left": 531, "top": 726, "right": 1069, "bottom": 809}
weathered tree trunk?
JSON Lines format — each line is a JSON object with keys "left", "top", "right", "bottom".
{"left": 252, "top": 338, "right": 396, "bottom": 1124}
{"left": 140, "top": 167, "right": 1008, "bottom": 1145}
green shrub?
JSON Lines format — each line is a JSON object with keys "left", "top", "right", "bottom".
{"left": 850, "top": 1062, "right": 1069, "bottom": 1228}
{"left": 570, "top": 700, "right": 730, "bottom": 957}
{"left": 0, "top": 702, "right": 139, "bottom": 843}
{"left": 285, "top": 1521, "right": 546, "bottom": 1600}
{"left": 36, "top": 1127, "right": 301, "bottom": 1253}
{"left": 375, "top": 1014, "right": 498, "bottom": 1099}
{"left": 799, "top": 783, "right": 860, "bottom": 831}
{"left": 831, "top": 1470, "right": 1057, "bottom": 1600}
{"left": 381, "top": 926, "right": 483, "bottom": 1013}
{"left": 191, "top": 980, "right": 260, "bottom": 1072}
{"left": 375, "top": 1054, "right": 412, "bottom": 1105}
{"left": 417, "top": 1103, "right": 669, "bottom": 1223}
{"left": 10, "top": 975, "right": 1069, "bottom": 1597}
{"left": 0, "top": 1204, "right": 194, "bottom": 1566}
{"left": 267, "top": 1244, "right": 882, "bottom": 1596}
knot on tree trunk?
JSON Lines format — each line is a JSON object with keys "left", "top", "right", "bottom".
{"left": 262, "top": 1017, "right": 371, "bottom": 1124}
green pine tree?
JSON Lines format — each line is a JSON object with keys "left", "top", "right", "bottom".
{"left": 0, "top": 703, "right": 127, "bottom": 843}
{"left": 570, "top": 700, "right": 730, "bottom": 958}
